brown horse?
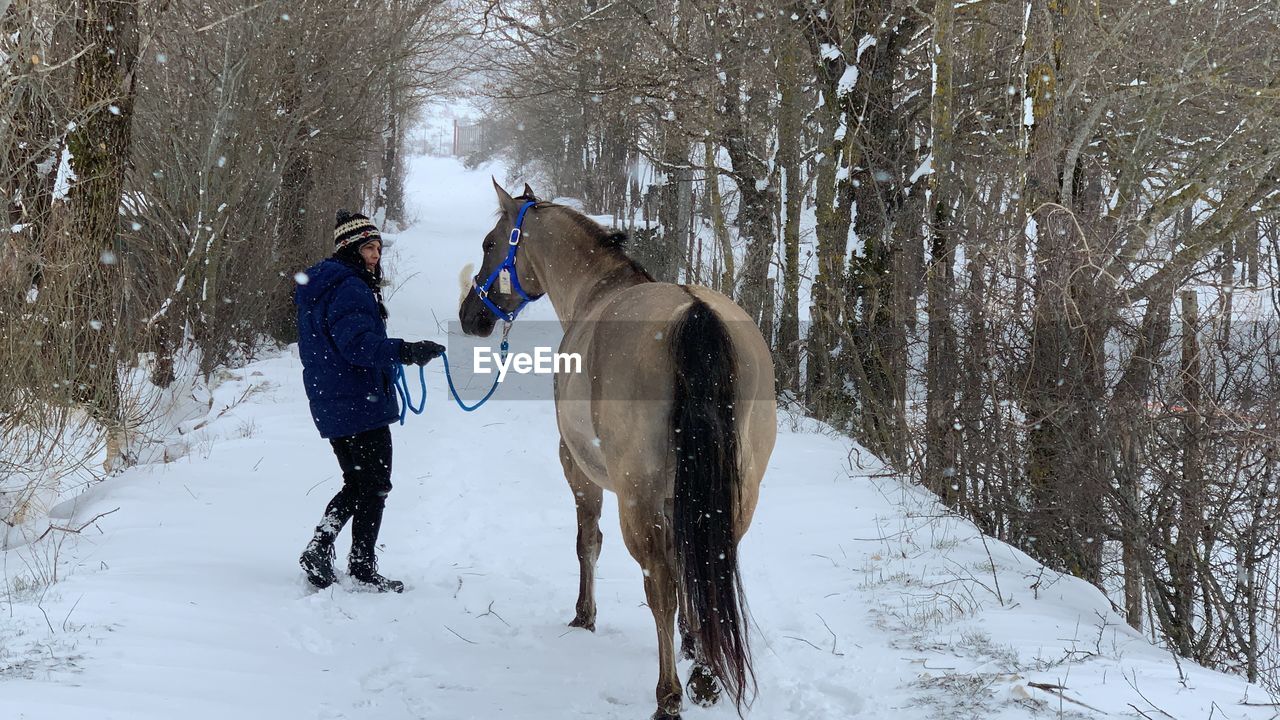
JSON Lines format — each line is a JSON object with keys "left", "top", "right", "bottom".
{"left": 459, "top": 182, "right": 777, "bottom": 720}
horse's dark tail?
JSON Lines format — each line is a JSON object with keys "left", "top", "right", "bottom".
{"left": 670, "top": 296, "right": 755, "bottom": 714}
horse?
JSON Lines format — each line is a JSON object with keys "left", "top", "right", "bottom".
{"left": 458, "top": 181, "right": 778, "bottom": 720}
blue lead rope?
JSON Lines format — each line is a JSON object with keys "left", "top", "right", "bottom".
{"left": 441, "top": 342, "right": 507, "bottom": 412}
{"left": 393, "top": 363, "right": 427, "bottom": 424}
{"left": 392, "top": 331, "right": 512, "bottom": 419}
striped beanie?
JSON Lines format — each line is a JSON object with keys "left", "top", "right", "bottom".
{"left": 333, "top": 210, "right": 381, "bottom": 252}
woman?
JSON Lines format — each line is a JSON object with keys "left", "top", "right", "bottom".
{"left": 293, "top": 210, "right": 444, "bottom": 593}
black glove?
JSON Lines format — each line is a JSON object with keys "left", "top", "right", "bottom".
{"left": 399, "top": 340, "right": 446, "bottom": 365}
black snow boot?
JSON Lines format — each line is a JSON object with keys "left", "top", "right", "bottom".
{"left": 300, "top": 537, "right": 337, "bottom": 589}
{"left": 347, "top": 487, "right": 402, "bottom": 592}
{"left": 348, "top": 548, "right": 404, "bottom": 593}
{"left": 300, "top": 490, "right": 355, "bottom": 590}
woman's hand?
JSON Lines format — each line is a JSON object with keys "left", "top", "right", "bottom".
{"left": 399, "top": 340, "right": 446, "bottom": 365}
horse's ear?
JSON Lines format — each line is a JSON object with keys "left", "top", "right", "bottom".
{"left": 521, "top": 183, "right": 538, "bottom": 201}
{"left": 492, "top": 177, "right": 519, "bottom": 217}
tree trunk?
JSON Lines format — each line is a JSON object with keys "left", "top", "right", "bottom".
{"left": 1170, "top": 288, "right": 1203, "bottom": 656}
{"left": 649, "top": 123, "right": 691, "bottom": 283}
{"left": 272, "top": 55, "right": 317, "bottom": 344}
{"left": 795, "top": 1, "right": 857, "bottom": 423}
{"left": 1023, "top": 0, "right": 1104, "bottom": 584}
{"left": 1243, "top": 215, "right": 1259, "bottom": 289}
{"left": 1112, "top": 292, "right": 1174, "bottom": 631}
{"left": 844, "top": 12, "right": 916, "bottom": 465}
{"left": 704, "top": 137, "right": 734, "bottom": 295}
{"left": 3, "top": 0, "right": 69, "bottom": 295}
{"left": 776, "top": 31, "right": 803, "bottom": 395}
{"left": 925, "top": 0, "right": 959, "bottom": 505}
{"left": 720, "top": 59, "right": 777, "bottom": 333}
{"left": 60, "top": 0, "right": 139, "bottom": 435}
{"left": 1218, "top": 234, "right": 1233, "bottom": 345}
{"left": 381, "top": 81, "right": 406, "bottom": 225}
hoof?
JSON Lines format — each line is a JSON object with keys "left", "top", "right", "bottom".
{"left": 687, "top": 664, "right": 721, "bottom": 707}
{"left": 651, "top": 712, "right": 681, "bottom": 720}
{"left": 568, "top": 615, "right": 596, "bottom": 632}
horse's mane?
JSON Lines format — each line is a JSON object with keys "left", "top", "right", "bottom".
{"left": 527, "top": 199, "right": 655, "bottom": 282}
{"left": 555, "top": 205, "right": 629, "bottom": 248}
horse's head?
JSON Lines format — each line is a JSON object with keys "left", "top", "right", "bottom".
{"left": 459, "top": 180, "right": 548, "bottom": 337}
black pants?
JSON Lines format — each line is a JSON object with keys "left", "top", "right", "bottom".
{"left": 311, "top": 425, "right": 393, "bottom": 566}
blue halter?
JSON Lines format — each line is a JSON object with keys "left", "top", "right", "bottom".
{"left": 474, "top": 200, "right": 541, "bottom": 323}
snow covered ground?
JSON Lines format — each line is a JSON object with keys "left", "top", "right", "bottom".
{"left": 2, "top": 155, "right": 1277, "bottom": 720}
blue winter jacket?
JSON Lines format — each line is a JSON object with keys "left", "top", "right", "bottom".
{"left": 295, "top": 258, "right": 403, "bottom": 439}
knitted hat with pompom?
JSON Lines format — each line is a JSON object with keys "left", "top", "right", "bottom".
{"left": 333, "top": 210, "right": 381, "bottom": 255}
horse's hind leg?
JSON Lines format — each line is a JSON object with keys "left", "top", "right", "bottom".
{"left": 620, "top": 499, "right": 682, "bottom": 720}
{"left": 677, "top": 597, "right": 695, "bottom": 660}
{"left": 560, "top": 440, "right": 602, "bottom": 631}
{"left": 677, "top": 597, "right": 722, "bottom": 707}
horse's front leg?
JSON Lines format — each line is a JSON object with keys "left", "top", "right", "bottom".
{"left": 560, "top": 440, "right": 603, "bottom": 631}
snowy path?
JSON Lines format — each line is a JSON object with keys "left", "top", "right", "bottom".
{"left": 3, "top": 156, "right": 1276, "bottom": 720}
